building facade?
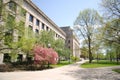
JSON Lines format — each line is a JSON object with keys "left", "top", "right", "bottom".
{"left": 61, "top": 26, "right": 81, "bottom": 58}
{"left": 0, "top": 0, "right": 66, "bottom": 63}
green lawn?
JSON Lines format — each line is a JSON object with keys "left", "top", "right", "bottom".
{"left": 81, "top": 60, "right": 120, "bottom": 68}
{"left": 51, "top": 61, "right": 73, "bottom": 68}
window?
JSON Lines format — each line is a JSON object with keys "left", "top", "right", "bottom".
{"left": 68, "top": 40, "right": 70, "bottom": 43}
{"left": 42, "top": 23, "right": 44, "bottom": 30}
{"left": 8, "top": 1, "right": 16, "bottom": 11}
{"left": 3, "top": 53, "right": 11, "bottom": 63}
{"left": 46, "top": 26, "right": 49, "bottom": 31}
{"left": 17, "top": 54, "right": 23, "bottom": 62}
{"left": 58, "top": 35, "right": 60, "bottom": 38}
{"left": 56, "top": 34, "right": 58, "bottom": 37}
{"left": 35, "top": 29, "right": 39, "bottom": 34}
{"left": 68, "top": 46, "right": 70, "bottom": 49}
{"left": 36, "top": 19, "right": 39, "bottom": 26}
{"left": 29, "top": 14, "right": 33, "bottom": 22}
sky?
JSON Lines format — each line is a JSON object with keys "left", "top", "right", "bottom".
{"left": 32, "top": 0, "right": 101, "bottom": 27}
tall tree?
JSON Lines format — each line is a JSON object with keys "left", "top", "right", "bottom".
{"left": 74, "top": 9, "right": 102, "bottom": 63}
{"left": 101, "top": 0, "right": 120, "bottom": 63}
{"left": 101, "top": 0, "right": 120, "bottom": 19}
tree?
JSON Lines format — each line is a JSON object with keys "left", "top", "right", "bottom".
{"left": 0, "top": 0, "right": 38, "bottom": 63}
{"left": 33, "top": 45, "right": 58, "bottom": 67}
{"left": 74, "top": 9, "right": 102, "bottom": 63}
{"left": 101, "top": 0, "right": 120, "bottom": 45}
{"left": 36, "top": 30, "right": 70, "bottom": 62}
{"left": 36, "top": 30, "right": 55, "bottom": 48}
{"left": 104, "top": 19, "right": 120, "bottom": 45}
{"left": 101, "top": 0, "right": 120, "bottom": 19}
{"left": 54, "top": 39, "right": 70, "bottom": 61}
{"left": 80, "top": 47, "right": 88, "bottom": 59}
{"left": 101, "top": 0, "right": 120, "bottom": 63}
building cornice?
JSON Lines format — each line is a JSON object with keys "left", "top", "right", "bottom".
{"left": 25, "top": 0, "right": 66, "bottom": 37}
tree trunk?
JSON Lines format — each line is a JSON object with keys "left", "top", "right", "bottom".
{"left": 97, "top": 52, "right": 99, "bottom": 63}
{"left": 88, "top": 36, "right": 92, "bottom": 63}
{"left": 110, "top": 52, "right": 112, "bottom": 62}
{"left": 47, "top": 61, "right": 50, "bottom": 68}
{"left": 116, "top": 47, "right": 119, "bottom": 64}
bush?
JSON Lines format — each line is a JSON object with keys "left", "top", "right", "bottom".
{"left": 33, "top": 45, "right": 59, "bottom": 65}
{"left": 71, "top": 56, "right": 80, "bottom": 62}
{"left": 0, "top": 64, "right": 13, "bottom": 72}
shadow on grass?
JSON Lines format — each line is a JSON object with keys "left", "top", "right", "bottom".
{"left": 113, "top": 68, "right": 120, "bottom": 73}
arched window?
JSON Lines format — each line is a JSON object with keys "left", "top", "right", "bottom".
{"left": 8, "top": 1, "right": 17, "bottom": 12}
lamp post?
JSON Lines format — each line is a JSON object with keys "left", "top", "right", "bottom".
{"left": 47, "top": 43, "right": 51, "bottom": 68}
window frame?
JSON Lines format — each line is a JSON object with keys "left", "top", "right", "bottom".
{"left": 8, "top": 1, "right": 17, "bottom": 12}
{"left": 29, "top": 14, "right": 33, "bottom": 22}
{"left": 36, "top": 19, "right": 39, "bottom": 26}
{"left": 42, "top": 23, "right": 45, "bottom": 30}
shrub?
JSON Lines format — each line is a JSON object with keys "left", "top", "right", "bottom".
{"left": 33, "top": 45, "right": 59, "bottom": 65}
{"left": 71, "top": 56, "right": 80, "bottom": 62}
{"left": 0, "top": 64, "right": 13, "bottom": 72}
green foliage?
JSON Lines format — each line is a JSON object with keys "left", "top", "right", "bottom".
{"left": 104, "top": 19, "right": 120, "bottom": 45}
{"left": 54, "top": 39, "right": 70, "bottom": 59}
{"left": 36, "top": 30, "right": 55, "bottom": 47}
{"left": 101, "top": 0, "right": 120, "bottom": 62}
{"left": 0, "top": 0, "right": 3, "bottom": 16}
{"left": 71, "top": 56, "right": 79, "bottom": 62}
{"left": 18, "top": 37, "right": 36, "bottom": 54}
{"left": 19, "top": 7, "right": 26, "bottom": 17}
{"left": 74, "top": 9, "right": 102, "bottom": 63}
{"left": 101, "top": 0, "right": 120, "bottom": 19}
{"left": 80, "top": 47, "right": 88, "bottom": 59}
{"left": 9, "top": 51, "right": 18, "bottom": 62}
{"left": 36, "top": 31, "right": 70, "bottom": 61}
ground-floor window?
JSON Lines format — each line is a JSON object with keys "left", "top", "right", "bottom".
{"left": 3, "top": 53, "right": 11, "bottom": 63}
{"left": 17, "top": 54, "right": 23, "bottom": 62}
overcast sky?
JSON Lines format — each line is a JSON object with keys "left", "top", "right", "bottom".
{"left": 32, "top": 0, "right": 101, "bottom": 27}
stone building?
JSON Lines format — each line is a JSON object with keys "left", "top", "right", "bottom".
{"left": 61, "top": 26, "right": 81, "bottom": 58}
{"left": 0, "top": 0, "right": 81, "bottom": 64}
{"left": 0, "top": 0, "right": 66, "bottom": 63}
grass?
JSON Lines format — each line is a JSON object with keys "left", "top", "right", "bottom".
{"left": 51, "top": 61, "right": 73, "bottom": 68}
{"left": 81, "top": 60, "right": 120, "bottom": 68}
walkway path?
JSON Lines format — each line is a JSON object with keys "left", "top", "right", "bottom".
{"left": 0, "top": 60, "right": 120, "bottom": 80}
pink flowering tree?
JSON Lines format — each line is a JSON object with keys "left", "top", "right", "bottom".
{"left": 33, "top": 45, "right": 58, "bottom": 67}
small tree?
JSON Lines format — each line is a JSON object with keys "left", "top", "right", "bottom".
{"left": 33, "top": 45, "right": 58, "bottom": 67}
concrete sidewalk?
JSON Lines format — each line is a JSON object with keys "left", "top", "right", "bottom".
{"left": 0, "top": 60, "right": 120, "bottom": 80}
